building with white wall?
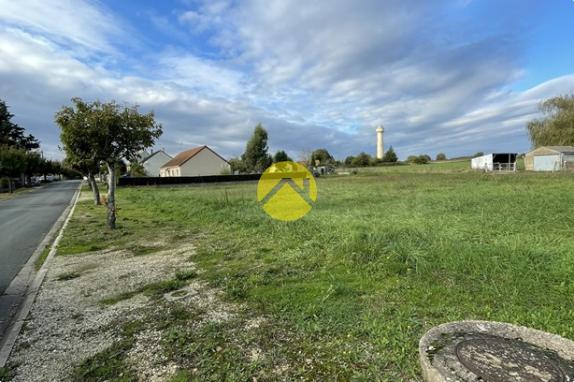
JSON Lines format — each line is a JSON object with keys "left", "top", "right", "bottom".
{"left": 471, "top": 153, "right": 517, "bottom": 172}
{"left": 138, "top": 150, "right": 172, "bottom": 176}
{"left": 160, "top": 146, "right": 230, "bottom": 177}
{"left": 524, "top": 146, "right": 574, "bottom": 171}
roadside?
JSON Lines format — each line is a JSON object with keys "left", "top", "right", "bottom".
{"left": 2, "top": 190, "right": 296, "bottom": 381}
{"left": 0, "top": 180, "right": 80, "bottom": 294}
{"left": 0, "top": 187, "right": 35, "bottom": 202}
{"left": 0, "top": 180, "right": 80, "bottom": 356}
{"left": 3, "top": 187, "right": 376, "bottom": 381}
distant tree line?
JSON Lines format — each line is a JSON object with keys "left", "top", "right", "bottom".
{"left": 0, "top": 99, "right": 71, "bottom": 192}
{"left": 343, "top": 146, "right": 399, "bottom": 167}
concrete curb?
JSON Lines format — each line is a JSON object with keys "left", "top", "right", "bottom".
{"left": 0, "top": 183, "right": 82, "bottom": 367}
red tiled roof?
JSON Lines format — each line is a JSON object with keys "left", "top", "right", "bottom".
{"left": 161, "top": 146, "right": 229, "bottom": 168}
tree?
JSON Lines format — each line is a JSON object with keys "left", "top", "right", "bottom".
{"left": 436, "top": 152, "right": 447, "bottom": 161}
{"left": 406, "top": 155, "right": 429, "bottom": 164}
{"left": 0, "top": 100, "right": 39, "bottom": 150}
{"left": 0, "top": 145, "right": 26, "bottom": 192}
{"left": 241, "top": 124, "right": 272, "bottom": 173}
{"left": 309, "top": 148, "right": 334, "bottom": 166}
{"left": 273, "top": 150, "right": 292, "bottom": 163}
{"left": 527, "top": 95, "right": 574, "bottom": 147}
{"left": 344, "top": 156, "right": 355, "bottom": 166}
{"left": 57, "top": 102, "right": 104, "bottom": 206}
{"left": 56, "top": 98, "right": 162, "bottom": 228}
{"left": 129, "top": 161, "right": 147, "bottom": 177}
{"left": 382, "top": 146, "right": 398, "bottom": 163}
{"left": 473, "top": 152, "right": 484, "bottom": 158}
{"left": 351, "top": 152, "right": 372, "bottom": 167}
{"left": 228, "top": 158, "right": 247, "bottom": 174}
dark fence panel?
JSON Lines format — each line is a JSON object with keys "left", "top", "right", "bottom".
{"left": 118, "top": 174, "right": 262, "bottom": 187}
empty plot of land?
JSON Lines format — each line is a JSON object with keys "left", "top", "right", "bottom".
{"left": 5, "top": 163, "right": 574, "bottom": 381}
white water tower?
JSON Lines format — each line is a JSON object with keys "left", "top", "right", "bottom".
{"left": 376, "top": 126, "right": 384, "bottom": 160}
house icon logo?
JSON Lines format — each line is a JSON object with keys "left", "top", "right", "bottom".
{"left": 257, "top": 161, "right": 317, "bottom": 221}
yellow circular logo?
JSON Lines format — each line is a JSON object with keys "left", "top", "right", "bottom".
{"left": 257, "top": 161, "right": 317, "bottom": 221}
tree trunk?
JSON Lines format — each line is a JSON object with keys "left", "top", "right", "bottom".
{"left": 106, "top": 162, "right": 116, "bottom": 229}
{"left": 88, "top": 173, "right": 101, "bottom": 205}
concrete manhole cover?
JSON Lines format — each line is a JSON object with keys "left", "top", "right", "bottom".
{"left": 419, "top": 321, "right": 574, "bottom": 382}
{"left": 456, "top": 335, "right": 570, "bottom": 381}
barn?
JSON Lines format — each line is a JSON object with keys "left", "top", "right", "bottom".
{"left": 524, "top": 146, "right": 574, "bottom": 171}
{"left": 471, "top": 153, "right": 517, "bottom": 172}
{"left": 160, "top": 145, "right": 230, "bottom": 177}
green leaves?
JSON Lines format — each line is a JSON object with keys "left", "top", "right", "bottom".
{"left": 56, "top": 98, "right": 162, "bottom": 168}
{"left": 0, "top": 99, "right": 39, "bottom": 150}
{"left": 241, "top": 124, "right": 272, "bottom": 173}
{"left": 527, "top": 95, "right": 574, "bottom": 147}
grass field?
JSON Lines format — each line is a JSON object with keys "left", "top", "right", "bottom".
{"left": 57, "top": 160, "right": 574, "bottom": 381}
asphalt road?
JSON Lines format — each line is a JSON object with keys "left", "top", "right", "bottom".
{"left": 0, "top": 180, "right": 79, "bottom": 294}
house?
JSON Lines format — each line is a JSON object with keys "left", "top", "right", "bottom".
{"left": 524, "top": 146, "right": 574, "bottom": 171}
{"left": 160, "top": 145, "right": 230, "bottom": 177}
{"left": 471, "top": 153, "right": 517, "bottom": 172}
{"left": 136, "top": 150, "right": 172, "bottom": 176}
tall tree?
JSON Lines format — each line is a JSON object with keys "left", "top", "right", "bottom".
{"left": 436, "top": 152, "right": 447, "bottom": 161}
{"left": 56, "top": 98, "right": 162, "bottom": 228}
{"left": 527, "top": 95, "right": 574, "bottom": 147}
{"left": 241, "top": 124, "right": 272, "bottom": 173}
{"left": 273, "top": 150, "right": 292, "bottom": 163}
{"left": 0, "top": 99, "right": 39, "bottom": 150}
{"left": 382, "top": 146, "right": 398, "bottom": 163}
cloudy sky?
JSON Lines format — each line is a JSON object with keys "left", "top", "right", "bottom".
{"left": 1, "top": 0, "right": 573, "bottom": 160}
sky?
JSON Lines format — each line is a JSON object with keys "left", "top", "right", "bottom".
{"left": 1, "top": 0, "right": 574, "bottom": 161}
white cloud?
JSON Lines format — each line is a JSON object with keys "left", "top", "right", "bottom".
{"left": 0, "top": 0, "right": 123, "bottom": 53}
{"left": 0, "top": 0, "right": 572, "bottom": 162}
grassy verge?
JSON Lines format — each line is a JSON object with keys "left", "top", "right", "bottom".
{"left": 0, "top": 187, "right": 35, "bottom": 202}
{"left": 34, "top": 246, "right": 51, "bottom": 271}
{"left": 57, "top": 164, "right": 574, "bottom": 380}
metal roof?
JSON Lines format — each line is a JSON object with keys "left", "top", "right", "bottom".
{"left": 529, "top": 146, "right": 574, "bottom": 155}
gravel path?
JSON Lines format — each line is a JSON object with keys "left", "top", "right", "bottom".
{"left": 7, "top": 241, "right": 236, "bottom": 382}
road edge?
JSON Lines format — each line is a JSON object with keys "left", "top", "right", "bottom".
{"left": 0, "top": 182, "right": 82, "bottom": 367}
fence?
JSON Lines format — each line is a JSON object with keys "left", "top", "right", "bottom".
{"left": 118, "top": 174, "right": 262, "bottom": 187}
{"left": 493, "top": 163, "right": 517, "bottom": 172}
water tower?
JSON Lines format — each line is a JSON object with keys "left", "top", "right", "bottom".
{"left": 376, "top": 126, "right": 384, "bottom": 160}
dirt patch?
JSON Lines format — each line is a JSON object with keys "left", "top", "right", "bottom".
{"left": 7, "top": 242, "right": 241, "bottom": 382}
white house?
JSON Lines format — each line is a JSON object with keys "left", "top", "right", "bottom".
{"left": 138, "top": 150, "right": 172, "bottom": 176}
{"left": 160, "top": 145, "right": 230, "bottom": 177}
{"left": 524, "top": 146, "right": 574, "bottom": 171}
{"left": 471, "top": 153, "right": 517, "bottom": 172}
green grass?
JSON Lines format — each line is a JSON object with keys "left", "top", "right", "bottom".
{"left": 0, "top": 366, "right": 14, "bottom": 381}
{"left": 55, "top": 271, "right": 81, "bottom": 281}
{"left": 34, "top": 246, "right": 51, "bottom": 270}
{"left": 99, "top": 275, "right": 192, "bottom": 305}
{"left": 71, "top": 321, "right": 143, "bottom": 382}
{"left": 0, "top": 186, "right": 35, "bottom": 202}
{"left": 58, "top": 161, "right": 574, "bottom": 380}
